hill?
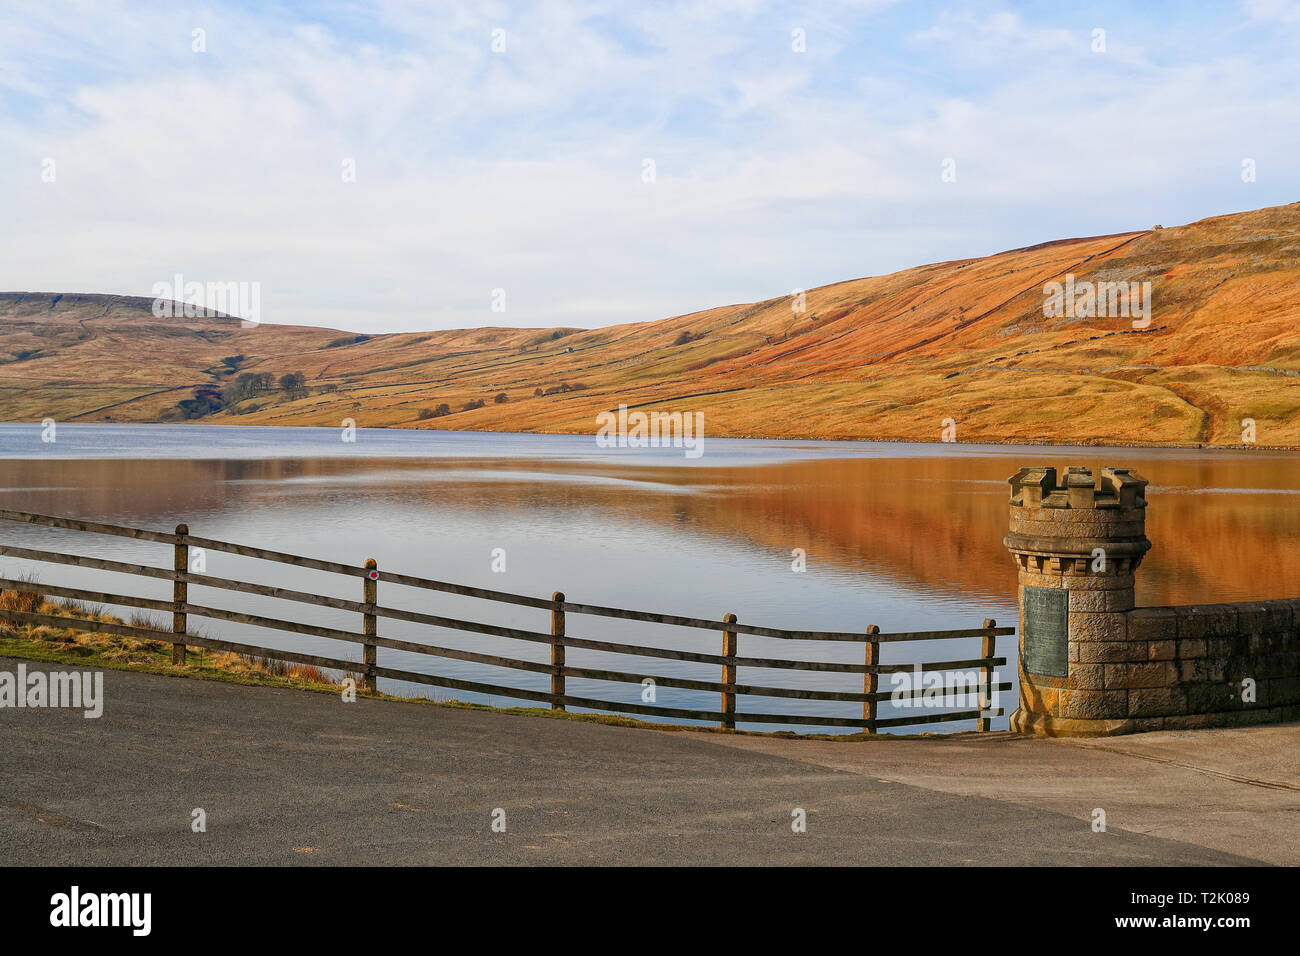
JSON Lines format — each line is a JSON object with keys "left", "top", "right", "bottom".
{"left": 3, "top": 201, "right": 1299, "bottom": 446}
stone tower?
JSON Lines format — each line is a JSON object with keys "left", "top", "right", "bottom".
{"left": 1004, "top": 465, "right": 1151, "bottom": 735}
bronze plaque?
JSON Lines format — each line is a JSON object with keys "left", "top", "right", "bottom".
{"left": 1023, "top": 586, "right": 1068, "bottom": 677}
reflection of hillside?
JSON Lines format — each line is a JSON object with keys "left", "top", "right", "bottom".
{"left": 0, "top": 458, "right": 366, "bottom": 523}
{"left": 682, "top": 456, "right": 1300, "bottom": 607}
{"left": 1, "top": 451, "right": 1297, "bottom": 609}
{"left": 679, "top": 459, "right": 1014, "bottom": 603}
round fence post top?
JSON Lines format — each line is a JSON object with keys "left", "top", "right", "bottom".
{"left": 365, "top": 558, "right": 377, "bottom": 570}
{"left": 552, "top": 590, "right": 565, "bottom": 602}
{"left": 175, "top": 523, "right": 189, "bottom": 535}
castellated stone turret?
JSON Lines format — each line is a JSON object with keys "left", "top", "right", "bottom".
{"left": 1004, "top": 464, "right": 1299, "bottom": 736}
{"left": 1003, "top": 466, "right": 1152, "bottom": 735}
{"left": 1005, "top": 465, "right": 1150, "bottom": 577}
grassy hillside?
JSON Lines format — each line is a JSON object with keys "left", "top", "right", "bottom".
{"left": 3, "top": 201, "right": 1299, "bottom": 446}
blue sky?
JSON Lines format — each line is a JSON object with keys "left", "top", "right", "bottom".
{"left": 1, "top": 1, "right": 1296, "bottom": 332}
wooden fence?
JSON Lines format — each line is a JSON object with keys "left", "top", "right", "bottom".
{"left": 0, "top": 509, "right": 1012, "bottom": 733}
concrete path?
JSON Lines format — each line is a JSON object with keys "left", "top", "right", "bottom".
{"left": 1, "top": 659, "right": 1292, "bottom": 865}
{"left": 704, "top": 725, "right": 1299, "bottom": 865}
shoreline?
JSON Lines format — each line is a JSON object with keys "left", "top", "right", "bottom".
{"left": 0, "top": 419, "right": 1296, "bottom": 456}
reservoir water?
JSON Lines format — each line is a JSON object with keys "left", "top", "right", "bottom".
{"left": 1, "top": 423, "right": 1297, "bottom": 733}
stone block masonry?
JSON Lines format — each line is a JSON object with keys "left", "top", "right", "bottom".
{"left": 1004, "top": 465, "right": 1300, "bottom": 736}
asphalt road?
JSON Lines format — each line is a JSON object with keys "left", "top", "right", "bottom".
{"left": 0, "top": 659, "right": 1283, "bottom": 865}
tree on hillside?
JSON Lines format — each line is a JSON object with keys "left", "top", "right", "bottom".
{"left": 278, "top": 372, "right": 308, "bottom": 400}
{"left": 222, "top": 371, "right": 273, "bottom": 404}
{"left": 176, "top": 386, "right": 225, "bottom": 420}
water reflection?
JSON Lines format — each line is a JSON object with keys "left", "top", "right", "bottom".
{"left": 1, "top": 438, "right": 1297, "bottom": 733}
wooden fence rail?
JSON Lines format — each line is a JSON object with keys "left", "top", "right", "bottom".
{"left": 0, "top": 510, "right": 1013, "bottom": 733}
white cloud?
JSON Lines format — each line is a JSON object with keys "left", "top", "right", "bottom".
{"left": 0, "top": 1, "right": 1295, "bottom": 333}
{"left": 1240, "top": 0, "right": 1300, "bottom": 23}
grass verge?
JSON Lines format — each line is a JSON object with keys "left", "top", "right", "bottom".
{"left": 0, "top": 582, "right": 953, "bottom": 742}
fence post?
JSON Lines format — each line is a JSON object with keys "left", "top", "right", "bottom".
{"left": 721, "top": 612, "right": 737, "bottom": 730}
{"left": 551, "top": 591, "right": 565, "bottom": 711}
{"left": 862, "top": 624, "right": 880, "bottom": 733}
{"left": 362, "top": 558, "right": 378, "bottom": 693}
{"left": 171, "top": 523, "right": 188, "bottom": 665}
{"left": 978, "top": 618, "right": 997, "bottom": 732}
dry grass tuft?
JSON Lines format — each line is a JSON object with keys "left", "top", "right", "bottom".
{"left": 0, "top": 571, "right": 44, "bottom": 613}
{"left": 207, "top": 651, "right": 337, "bottom": 685}
{"left": 1, "top": 573, "right": 343, "bottom": 687}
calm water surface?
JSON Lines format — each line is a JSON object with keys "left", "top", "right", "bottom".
{"left": 2, "top": 424, "right": 1297, "bottom": 733}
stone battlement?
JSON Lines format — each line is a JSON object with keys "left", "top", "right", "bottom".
{"left": 1005, "top": 465, "right": 1151, "bottom": 573}
{"left": 1005, "top": 465, "right": 1299, "bottom": 737}
{"left": 1008, "top": 465, "right": 1148, "bottom": 510}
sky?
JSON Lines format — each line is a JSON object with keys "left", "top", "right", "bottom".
{"left": 1, "top": 0, "right": 1297, "bottom": 333}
